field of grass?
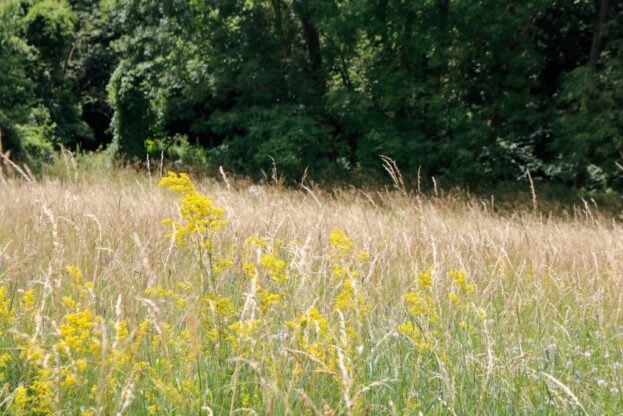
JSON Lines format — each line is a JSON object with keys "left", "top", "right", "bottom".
{"left": 0, "top": 167, "right": 622, "bottom": 415}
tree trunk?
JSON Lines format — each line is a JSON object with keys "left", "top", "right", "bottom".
{"left": 588, "top": 0, "right": 613, "bottom": 67}
{"left": 271, "top": 0, "right": 288, "bottom": 57}
{"left": 300, "top": 12, "right": 322, "bottom": 73}
{"left": 297, "top": 4, "right": 325, "bottom": 95}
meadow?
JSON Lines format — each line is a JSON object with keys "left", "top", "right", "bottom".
{"left": 0, "top": 165, "right": 622, "bottom": 415}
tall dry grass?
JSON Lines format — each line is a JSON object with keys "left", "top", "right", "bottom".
{"left": 0, "top": 168, "right": 622, "bottom": 415}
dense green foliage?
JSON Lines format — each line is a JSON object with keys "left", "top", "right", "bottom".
{"left": 1, "top": 0, "right": 622, "bottom": 188}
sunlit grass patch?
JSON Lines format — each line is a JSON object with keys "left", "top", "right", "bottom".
{"left": 0, "top": 171, "right": 621, "bottom": 414}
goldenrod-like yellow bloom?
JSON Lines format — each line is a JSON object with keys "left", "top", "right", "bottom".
{"left": 31, "top": 378, "right": 52, "bottom": 414}
{"left": 397, "top": 321, "right": 433, "bottom": 352}
{"left": 0, "top": 352, "right": 10, "bottom": 367}
{"left": 334, "top": 279, "right": 371, "bottom": 316}
{"left": 448, "top": 292, "right": 460, "bottom": 305}
{"left": 334, "top": 279, "right": 356, "bottom": 311}
{"left": 159, "top": 171, "right": 227, "bottom": 249}
{"left": 227, "top": 319, "right": 260, "bottom": 349}
{"left": 213, "top": 257, "right": 234, "bottom": 275}
{"left": 116, "top": 320, "right": 129, "bottom": 342}
{"left": 21, "top": 289, "right": 36, "bottom": 310}
{"left": 158, "top": 171, "right": 195, "bottom": 194}
{"left": 260, "top": 252, "right": 287, "bottom": 283}
{"left": 356, "top": 250, "right": 370, "bottom": 262}
{"left": 60, "top": 370, "right": 80, "bottom": 388}
{"left": 242, "top": 262, "right": 257, "bottom": 279}
{"left": 203, "top": 293, "right": 235, "bottom": 318}
{"left": 329, "top": 229, "right": 354, "bottom": 258}
{"left": 0, "top": 352, "right": 10, "bottom": 382}
{"left": 404, "top": 291, "right": 436, "bottom": 321}
{"left": 62, "top": 296, "right": 77, "bottom": 309}
{"left": 258, "top": 289, "right": 281, "bottom": 314}
{"left": 13, "top": 386, "right": 28, "bottom": 411}
{"left": 417, "top": 269, "right": 433, "bottom": 288}
{"left": 449, "top": 270, "right": 475, "bottom": 294}
{"left": 56, "top": 310, "right": 101, "bottom": 355}
{"left": 76, "top": 358, "right": 88, "bottom": 373}
{"left": 0, "top": 286, "right": 14, "bottom": 332}
{"left": 66, "top": 264, "right": 84, "bottom": 283}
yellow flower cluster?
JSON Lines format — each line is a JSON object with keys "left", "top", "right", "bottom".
{"left": 245, "top": 236, "right": 289, "bottom": 284}
{"left": 56, "top": 310, "right": 101, "bottom": 355}
{"left": 397, "top": 321, "right": 435, "bottom": 352}
{"left": 144, "top": 284, "right": 188, "bottom": 308}
{"left": 0, "top": 286, "right": 15, "bottom": 334}
{"left": 398, "top": 268, "right": 481, "bottom": 353}
{"left": 334, "top": 278, "right": 370, "bottom": 316}
{"left": 398, "top": 269, "right": 439, "bottom": 352}
{"left": 21, "top": 289, "right": 36, "bottom": 310}
{"left": 328, "top": 229, "right": 370, "bottom": 282}
{"left": 7, "top": 265, "right": 159, "bottom": 414}
{"left": 447, "top": 269, "right": 476, "bottom": 307}
{"left": 159, "top": 171, "right": 227, "bottom": 249}
{"left": 329, "top": 229, "right": 355, "bottom": 258}
{"left": 286, "top": 307, "right": 336, "bottom": 372}
{"left": 0, "top": 351, "right": 11, "bottom": 384}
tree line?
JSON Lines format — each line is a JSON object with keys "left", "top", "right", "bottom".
{"left": 1, "top": 0, "right": 622, "bottom": 189}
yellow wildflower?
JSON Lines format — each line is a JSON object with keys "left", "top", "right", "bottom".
{"left": 356, "top": 250, "right": 370, "bottom": 262}
{"left": 31, "top": 379, "right": 52, "bottom": 414}
{"left": 0, "top": 286, "right": 14, "bottom": 328}
{"left": 56, "top": 310, "right": 101, "bottom": 355}
{"left": 116, "top": 320, "right": 129, "bottom": 342}
{"left": 329, "top": 229, "right": 354, "bottom": 258}
{"left": 302, "top": 307, "right": 329, "bottom": 336}
{"left": 213, "top": 257, "right": 234, "bottom": 275}
{"left": 448, "top": 292, "right": 460, "bottom": 305}
{"left": 397, "top": 321, "right": 432, "bottom": 352}
{"left": 242, "top": 262, "right": 257, "bottom": 279}
{"left": 0, "top": 352, "right": 11, "bottom": 367}
{"left": 62, "top": 296, "right": 77, "bottom": 309}
{"left": 334, "top": 279, "right": 370, "bottom": 315}
{"left": 76, "top": 358, "right": 88, "bottom": 373}
{"left": 13, "top": 385, "right": 27, "bottom": 410}
{"left": 417, "top": 269, "right": 433, "bottom": 289}
{"left": 21, "top": 289, "right": 36, "bottom": 310}
{"left": 203, "top": 294, "right": 235, "bottom": 317}
{"left": 258, "top": 289, "right": 281, "bottom": 314}
{"left": 449, "top": 270, "right": 475, "bottom": 294}
{"left": 158, "top": 171, "right": 195, "bottom": 194}
{"left": 160, "top": 172, "right": 227, "bottom": 249}
{"left": 66, "top": 264, "right": 84, "bottom": 283}
{"left": 260, "top": 252, "right": 287, "bottom": 283}
{"left": 331, "top": 263, "right": 348, "bottom": 280}
{"left": 60, "top": 371, "right": 79, "bottom": 388}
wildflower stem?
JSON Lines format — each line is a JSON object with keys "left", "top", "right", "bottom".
{"left": 207, "top": 248, "right": 216, "bottom": 294}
